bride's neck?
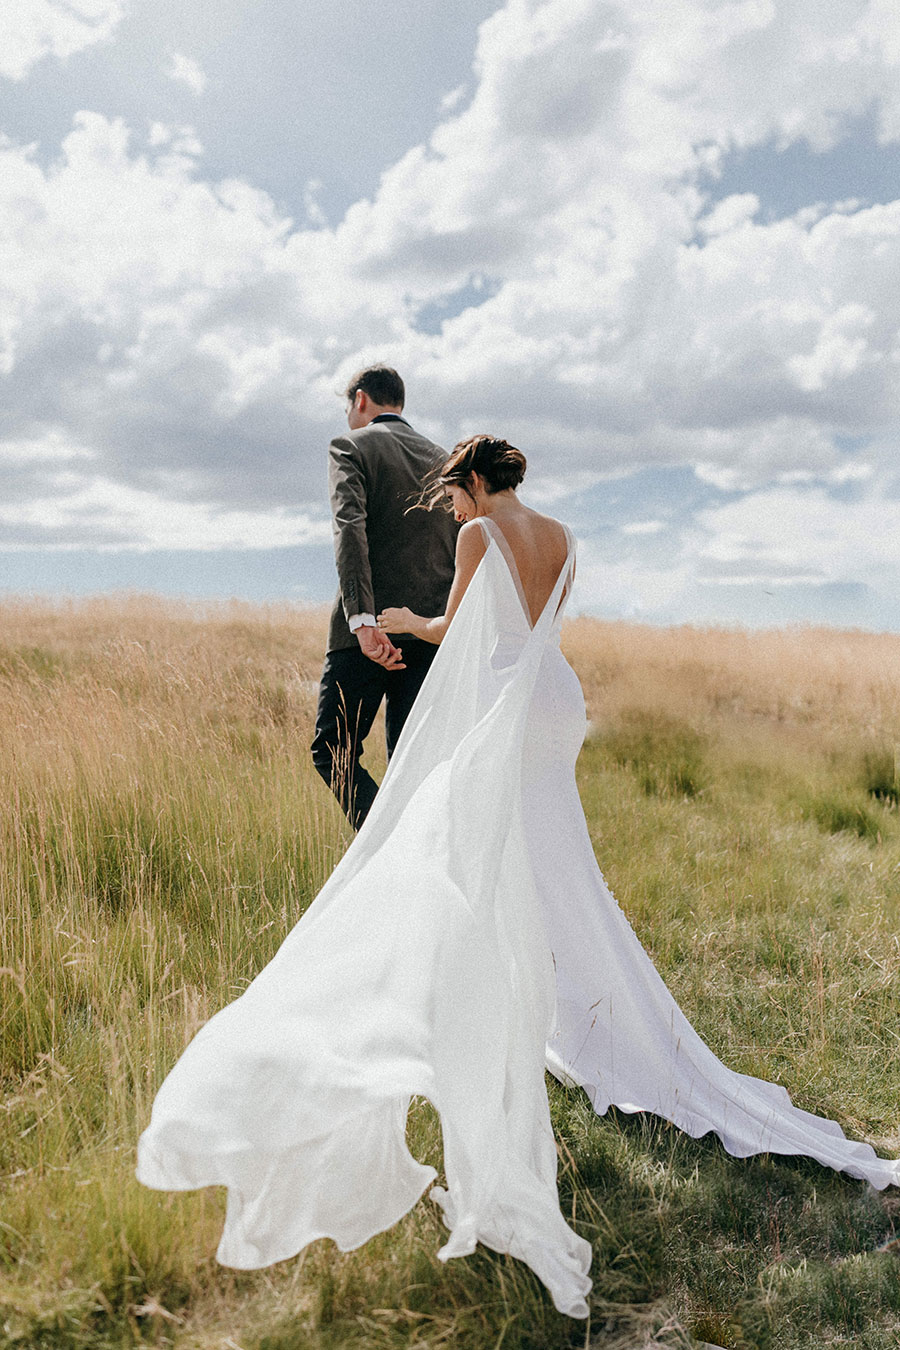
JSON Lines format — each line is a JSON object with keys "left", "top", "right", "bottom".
{"left": 476, "top": 490, "right": 520, "bottom": 518}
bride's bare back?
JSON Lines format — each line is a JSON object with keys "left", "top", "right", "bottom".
{"left": 481, "top": 507, "right": 570, "bottom": 626}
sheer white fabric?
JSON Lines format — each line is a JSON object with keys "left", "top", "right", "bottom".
{"left": 137, "top": 519, "right": 899, "bottom": 1322}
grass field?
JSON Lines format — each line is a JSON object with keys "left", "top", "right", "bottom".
{"left": 1, "top": 596, "right": 899, "bottom": 1350}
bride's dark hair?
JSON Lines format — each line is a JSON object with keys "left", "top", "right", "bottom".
{"left": 417, "top": 434, "right": 527, "bottom": 512}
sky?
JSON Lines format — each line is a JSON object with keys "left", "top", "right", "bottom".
{"left": 2, "top": 0, "right": 900, "bottom": 630}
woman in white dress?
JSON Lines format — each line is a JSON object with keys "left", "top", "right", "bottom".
{"left": 137, "top": 435, "right": 899, "bottom": 1321}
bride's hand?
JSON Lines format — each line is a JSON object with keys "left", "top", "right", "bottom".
{"left": 378, "top": 606, "right": 416, "bottom": 634}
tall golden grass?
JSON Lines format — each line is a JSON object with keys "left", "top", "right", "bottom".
{"left": 1, "top": 596, "right": 899, "bottom": 1349}
{"left": 566, "top": 614, "right": 900, "bottom": 739}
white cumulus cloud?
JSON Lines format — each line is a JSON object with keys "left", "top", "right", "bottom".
{"left": 696, "top": 483, "right": 900, "bottom": 582}
{"left": 0, "top": 477, "right": 331, "bottom": 552}
{"left": 0, "top": 0, "right": 123, "bottom": 81}
{"left": 167, "top": 52, "right": 208, "bottom": 96}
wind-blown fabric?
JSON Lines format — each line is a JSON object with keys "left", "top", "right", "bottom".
{"left": 138, "top": 519, "right": 593, "bottom": 1317}
{"left": 137, "top": 519, "right": 899, "bottom": 1322}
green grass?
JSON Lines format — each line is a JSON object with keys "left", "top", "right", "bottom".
{"left": 859, "top": 744, "right": 900, "bottom": 806}
{"left": 1, "top": 600, "right": 899, "bottom": 1348}
{"left": 596, "top": 710, "right": 707, "bottom": 799}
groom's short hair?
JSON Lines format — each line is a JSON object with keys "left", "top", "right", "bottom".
{"left": 344, "top": 365, "right": 405, "bottom": 410}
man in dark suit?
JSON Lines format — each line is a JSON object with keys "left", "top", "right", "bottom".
{"left": 311, "top": 365, "right": 458, "bottom": 828}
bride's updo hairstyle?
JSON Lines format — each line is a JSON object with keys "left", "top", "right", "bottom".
{"left": 442, "top": 433, "right": 526, "bottom": 494}
{"left": 419, "top": 434, "right": 526, "bottom": 511}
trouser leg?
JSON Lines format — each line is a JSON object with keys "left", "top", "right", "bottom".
{"left": 383, "top": 639, "right": 438, "bottom": 760}
{"left": 311, "top": 647, "right": 386, "bottom": 829}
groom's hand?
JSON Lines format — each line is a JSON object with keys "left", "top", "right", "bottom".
{"left": 357, "top": 624, "right": 406, "bottom": 670}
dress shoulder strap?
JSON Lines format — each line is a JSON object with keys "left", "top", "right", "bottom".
{"left": 476, "top": 517, "right": 499, "bottom": 546}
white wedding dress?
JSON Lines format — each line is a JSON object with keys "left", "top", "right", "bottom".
{"left": 137, "top": 519, "right": 899, "bottom": 1320}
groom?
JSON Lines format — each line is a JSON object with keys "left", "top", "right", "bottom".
{"left": 311, "top": 365, "right": 458, "bottom": 828}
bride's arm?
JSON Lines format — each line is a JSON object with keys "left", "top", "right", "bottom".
{"left": 377, "top": 522, "right": 487, "bottom": 645}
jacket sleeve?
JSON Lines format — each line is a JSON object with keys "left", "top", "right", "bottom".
{"left": 328, "top": 434, "right": 376, "bottom": 622}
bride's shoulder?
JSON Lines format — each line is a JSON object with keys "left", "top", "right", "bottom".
{"left": 455, "top": 519, "right": 489, "bottom": 557}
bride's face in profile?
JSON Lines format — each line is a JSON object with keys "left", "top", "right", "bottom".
{"left": 445, "top": 475, "right": 483, "bottom": 523}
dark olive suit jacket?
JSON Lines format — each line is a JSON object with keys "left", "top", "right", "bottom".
{"left": 327, "top": 415, "right": 459, "bottom": 652}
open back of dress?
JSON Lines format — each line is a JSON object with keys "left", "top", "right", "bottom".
{"left": 138, "top": 520, "right": 898, "bottom": 1322}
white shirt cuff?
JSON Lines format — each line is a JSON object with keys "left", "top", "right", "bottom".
{"left": 348, "top": 613, "right": 377, "bottom": 633}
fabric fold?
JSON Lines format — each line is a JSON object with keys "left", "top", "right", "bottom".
{"left": 138, "top": 525, "right": 595, "bottom": 1319}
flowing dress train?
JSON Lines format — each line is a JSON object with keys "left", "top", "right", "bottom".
{"left": 137, "top": 518, "right": 899, "bottom": 1321}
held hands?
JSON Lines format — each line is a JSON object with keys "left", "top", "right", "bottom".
{"left": 357, "top": 624, "right": 405, "bottom": 670}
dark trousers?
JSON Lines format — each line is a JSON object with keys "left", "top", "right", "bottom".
{"left": 311, "top": 639, "right": 437, "bottom": 829}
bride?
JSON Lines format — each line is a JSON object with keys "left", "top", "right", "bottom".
{"left": 137, "top": 434, "right": 899, "bottom": 1320}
